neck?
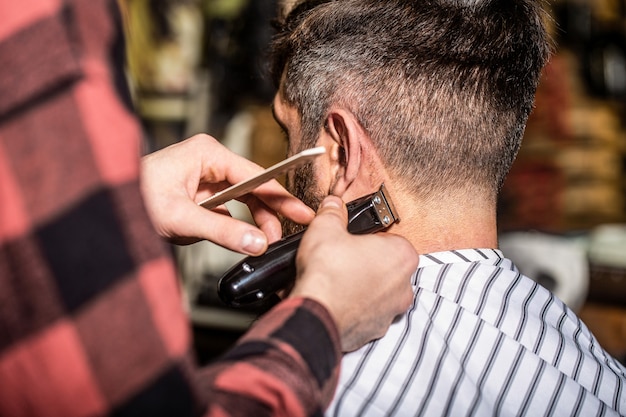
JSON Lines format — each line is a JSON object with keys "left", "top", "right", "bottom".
{"left": 385, "top": 183, "right": 498, "bottom": 255}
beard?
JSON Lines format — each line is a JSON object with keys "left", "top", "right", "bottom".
{"left": 281, "top": 161, "right": 327, "bottom": 236}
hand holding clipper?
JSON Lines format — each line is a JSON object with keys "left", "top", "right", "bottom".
{"left": 218, "top": 184, "right": 400, "bottom": 307}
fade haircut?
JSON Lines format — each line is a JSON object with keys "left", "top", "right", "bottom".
{"left": 270, "top": 0, "right": 551, "bottom": 200}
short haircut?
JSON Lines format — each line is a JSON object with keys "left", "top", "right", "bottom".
{"left": 270, "top": 0, "right": 551, "bottom": 200}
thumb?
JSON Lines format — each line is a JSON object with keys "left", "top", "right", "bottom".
{"left": 313, "top": 195, "right": 348, "bottom": 227}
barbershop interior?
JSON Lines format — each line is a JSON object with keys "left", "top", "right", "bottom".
{"left": 120, "top": 0, "right": 626, "bottom": 366}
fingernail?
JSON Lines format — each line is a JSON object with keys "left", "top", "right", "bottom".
{"left": 242, "top": 230, "right": 266, "bottom": 254}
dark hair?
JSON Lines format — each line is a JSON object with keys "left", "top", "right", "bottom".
{"left": 270, "top": 0, "right": 551, "bottom": 199}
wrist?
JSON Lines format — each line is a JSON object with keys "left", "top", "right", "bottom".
{"left": 287, "top": 285, "right": 346, "bottom": 341}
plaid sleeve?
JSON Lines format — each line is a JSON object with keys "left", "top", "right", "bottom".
{"left": 0, "top": 0, "right": 203, "bottom": 416}
{"left": 198, "top": 298, "right": 342, "bottom": 417}
{"left": 0, "top": 1, "right": 341, "bottom": 417}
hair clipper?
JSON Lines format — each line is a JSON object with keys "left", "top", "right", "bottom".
{"left": 217, "top": 184, "right": 399, "bottom": 307}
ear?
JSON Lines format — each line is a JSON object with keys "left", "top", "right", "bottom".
{"left": 319, "top": 108, "right": 366, "bottom": 197}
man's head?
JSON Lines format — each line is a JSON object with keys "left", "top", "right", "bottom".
{"left": 271, "top": 0, "right": 551, "bottom": 234}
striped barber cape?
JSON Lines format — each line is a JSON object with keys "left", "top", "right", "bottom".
{"left": 327, "top": 249, "right": 626, "bottom": 417}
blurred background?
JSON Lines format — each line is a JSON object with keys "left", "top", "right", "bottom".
{"left": 118, "top": 0, "right": 626, "bottom": 365}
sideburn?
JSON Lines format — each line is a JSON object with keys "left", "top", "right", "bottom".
{"left": 281, "top": 162, "right": 326, "bottom": 236}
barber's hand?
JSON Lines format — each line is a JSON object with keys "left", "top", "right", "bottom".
{"left": 290, "top": 196, "right": 417, "bottom": 352}
{"left": 140, "top": 134, "right": 315, "bottom": 255}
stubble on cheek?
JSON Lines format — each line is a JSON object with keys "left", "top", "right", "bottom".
{"left": 281, "top": 162, "right": 326, "bottom": 236}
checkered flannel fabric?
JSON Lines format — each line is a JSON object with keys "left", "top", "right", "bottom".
{"left": 0, "top": 1, "right": 340, "bottom": 416}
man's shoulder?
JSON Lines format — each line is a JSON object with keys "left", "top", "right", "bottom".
{"left": 332, "top": 250, "right": 626, "bottom": 417}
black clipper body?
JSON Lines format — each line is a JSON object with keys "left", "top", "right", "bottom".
{"left": 217, "top": 184, "right": 399, "bottom": 307}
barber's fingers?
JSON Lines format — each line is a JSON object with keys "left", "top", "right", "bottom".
{"left": 141, "top": 135, "right": 311, "bottom": 249}
{"left": 168, "top": 199, "right": 270, "bottom": 255}
{"left": 188, "top": 196, "right": 344, "bottom": 258}
{"left": 292, "top": 195, "right": 417, "bottom": 351}
{"left": 374, "top": 233, "right": 417, "bottom": 309}
{"left": 294, "top": 196, "right": 349, "bottom": 277}
{"left": 237, "top": 190, "right": 312, "bottom": 244}
{"left": 311, "top": 195, "right": 348, "bottom": 227}
{"left": 294, "top": 196, "right": 348, "bottom": 257}
{"left": 193, "top": 138, "right": 315, "bottom": 226}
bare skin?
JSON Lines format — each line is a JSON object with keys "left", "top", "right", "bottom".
{"left": 272, "top": 94, "right": 499, "bottom": 256}
{"left": 141, "top": 134, "right": 417, "bottom": 351}
{"left": 292, "top": 196, "right": 417, "bottom": 352}
{"left": 141, "top": 134, "right": 315, "bottom": 254}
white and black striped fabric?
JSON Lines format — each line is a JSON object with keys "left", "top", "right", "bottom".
{"left": 327, "top": 249, "right": 626, "bottom": 417}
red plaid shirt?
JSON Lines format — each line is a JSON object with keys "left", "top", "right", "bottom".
{"left": 0, "top": 1, "right": 341, "bottom": 416}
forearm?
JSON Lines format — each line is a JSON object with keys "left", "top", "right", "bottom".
{"left": 197, "top": 298, "right": 341, "bottom": 417}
